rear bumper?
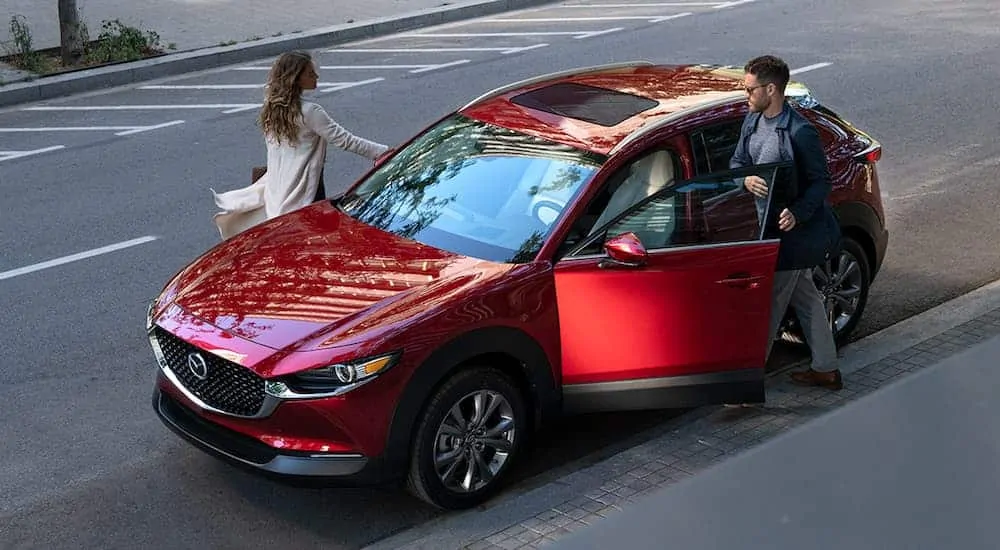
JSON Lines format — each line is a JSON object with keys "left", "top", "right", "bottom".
{"left": 152, "top": 387, "right": 385, "bottom": 483}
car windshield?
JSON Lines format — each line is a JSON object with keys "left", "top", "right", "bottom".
{"left": 338, "top": 115, "right": 605, "bottom": 263}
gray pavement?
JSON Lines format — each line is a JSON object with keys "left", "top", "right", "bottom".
{"left": 370, "top": 279, "right": 1000, "bottom": 549}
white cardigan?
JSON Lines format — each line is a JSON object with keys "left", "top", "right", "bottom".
{"left": 212, "top": 101, "right": 389, "bottom": 239}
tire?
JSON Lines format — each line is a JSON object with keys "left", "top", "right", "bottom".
{"left": 406, "top": 367, "right": 527, "bottom": 510}
{"left": 779, "top": 236, "right": 871, "bottom": 347}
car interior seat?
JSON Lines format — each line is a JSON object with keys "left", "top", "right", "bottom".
{"left": 590, "top": 150, "right": 677, "bottom": 240}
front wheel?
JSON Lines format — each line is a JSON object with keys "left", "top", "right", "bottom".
{"left": 779, "top": 236, "right": 871, "bottom": 347}
{"left": 407, "top": 367, "right": 527, "bottom": 510}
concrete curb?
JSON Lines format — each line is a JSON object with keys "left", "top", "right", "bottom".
{"left": 0, "top": 0, "right": 558, "bottom": 109}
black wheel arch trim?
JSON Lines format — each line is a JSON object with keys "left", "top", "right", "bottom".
{"left": 382, "top": 326, "right": 560, "bottom": 477}
{"left": 832, "top": 200, "right": 887, "bottom": 277}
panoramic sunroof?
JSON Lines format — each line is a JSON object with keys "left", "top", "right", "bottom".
{"left": 510, "top": 82, "right": 658, "bottom": 127}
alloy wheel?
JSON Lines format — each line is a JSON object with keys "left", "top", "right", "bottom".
{"left": 432, "top": 390, "right": 516, "bottom": 494}
{"left": 814, "top": 248, "right": 865, "bottom": 333}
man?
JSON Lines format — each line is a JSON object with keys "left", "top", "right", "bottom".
{"left": 730, "top": 55, "right": 844, "bottom": 390}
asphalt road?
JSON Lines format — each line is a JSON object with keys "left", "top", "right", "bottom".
{"left": 2, "top": 0, "right": 999, "bottom": 548}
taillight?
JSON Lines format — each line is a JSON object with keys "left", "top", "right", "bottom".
{"left": 854, "top": 141, "right": 881, "bottom": 164}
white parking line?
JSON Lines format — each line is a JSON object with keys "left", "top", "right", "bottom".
{"left": 315, "top": 77, "right": 386, "bottom": 93}
{"left": 329, "top": 45, "right": 548, "bottom": 54}
{"left": 790, "top": 62, "right": 832, "bottom": 74}
{"left": 22, "top": 104, "right": 259, "bottom": 111}
{"left": 234, "top": 60, "right": 471, "bottom": 74}
{"left": 0, "top": 236, "right": 159, "bottom": 281}
{"left": 558, "top": 2, "right": 724, "bottom": 6}
{"left": 140, "top": 78, "right": 384, "bottom": 90}
{"left": 485, "top": 13, "right": 692, "bottom": 23}
{"left": 413, "top": 29, "right": 624, "bottom": 39}
{"left": 408, "top": 60, "right": 472, "bottom": 73}
{"left": 139, "top": 84, "right": 274, "bottom": 89}
{"left": 0, "top": 120, "right": 185, "bottom": 136}
{"left": 0, "top": 145, "right": 66, "bottom": 162}
{"left": 714, "top": 0, "right": 755, "bottom": 7}
{"left": 114, "top": 120, "right": 186, "bottom": 136}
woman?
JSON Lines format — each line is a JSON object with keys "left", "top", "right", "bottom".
{"left": 212, "top": 50, "right": 389, "bottom": 239}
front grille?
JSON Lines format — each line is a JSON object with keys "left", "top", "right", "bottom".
{"left": 152, "top": 326, "right": 265, "bottom": 417}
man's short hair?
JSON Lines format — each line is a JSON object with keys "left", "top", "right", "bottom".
{"left": 744, "top": 55, "right": 790, "bottom": 93}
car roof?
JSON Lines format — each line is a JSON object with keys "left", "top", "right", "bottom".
{"left": 458, "top": 62, "right": 813, "bottom": 156}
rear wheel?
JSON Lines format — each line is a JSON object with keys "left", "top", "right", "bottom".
{"left": 779, "top": 236, "right": 871, "bottom": 347}
{"left": 407, "top": 367, "right": 527, "bottom": 510}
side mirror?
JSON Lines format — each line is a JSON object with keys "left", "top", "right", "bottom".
{"left": 601, "top": 232, "right": 648, "bottom": 268}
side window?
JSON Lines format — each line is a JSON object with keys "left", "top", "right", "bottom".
{"left": 690, "top": 120, "right": 744, "bottom": 174}
{"left": 556, "top": 148, "right": 680, "bottom": 257}
{"left": 572, "top": 163, "right": 793, "bottom": 256}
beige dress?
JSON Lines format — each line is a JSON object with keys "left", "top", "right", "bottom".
{"left": 212, "top": 101, "right": 389, "bottom": 239}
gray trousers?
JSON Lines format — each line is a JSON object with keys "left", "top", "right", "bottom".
{"left": 766, "top": 268, "right": 839, "bottom": 372}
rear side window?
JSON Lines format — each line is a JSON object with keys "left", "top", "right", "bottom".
{"left": 690, "top": 119, "right": 743, "bottom": 174}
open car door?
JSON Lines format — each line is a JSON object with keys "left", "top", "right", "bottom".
{"left": 553, "top": 162, "right": 794, "bottom": 413}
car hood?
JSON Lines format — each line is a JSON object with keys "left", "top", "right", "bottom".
{"left": 166, "top": 202, "right": 503, "bottom": 350}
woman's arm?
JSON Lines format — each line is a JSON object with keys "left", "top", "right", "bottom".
{"left": 303, "top": 102, "right": 389, "bottom": 160}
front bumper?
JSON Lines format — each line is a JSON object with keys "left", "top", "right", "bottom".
{"left": 152, "top": 386, "right": 371, "bottom": 480}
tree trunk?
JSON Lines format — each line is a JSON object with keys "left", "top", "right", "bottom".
{"left": 58, "top": 0, "right": 85, "bottom": 65}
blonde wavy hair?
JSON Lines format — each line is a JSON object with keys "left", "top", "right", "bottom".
{"left": 258, "top": 51, "right": 313, "bottom": 145}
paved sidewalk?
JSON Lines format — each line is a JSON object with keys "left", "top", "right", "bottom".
{"left": 3, "top": 0, "right": 453, "bottom": 52}
{"left": 553, "top": 333, "right": 1000, "bottom": 549}
{"left": 367, "top": 278, "right": 1000, "bottom": 549}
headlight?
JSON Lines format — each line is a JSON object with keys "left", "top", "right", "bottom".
{"left": 266, "top": 352, "right": 400, "bottom": 400}
{"left": 146, "top": 299, "right": 157, "bottom": 331}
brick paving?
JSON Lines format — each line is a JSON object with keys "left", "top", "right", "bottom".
{"left": 452, "top": 306, "right": 1000, "bottom": 549}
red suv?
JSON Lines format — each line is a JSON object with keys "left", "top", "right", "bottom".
{"left": 148, "top": 62, "right": 888, "bottom": 509}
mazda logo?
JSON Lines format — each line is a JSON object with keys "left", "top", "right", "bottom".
{"left": 187, "top": 352, "right": 209, "bottom": 381}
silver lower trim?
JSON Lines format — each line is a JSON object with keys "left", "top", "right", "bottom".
{"left": 564, "top": 368, "right": 763, "bottom": 396}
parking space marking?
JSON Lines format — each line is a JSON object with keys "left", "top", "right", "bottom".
{"left": 314, "top": 77, "right": 386, "bottom": 93}
{"left": 0, "top": 145, "right": 66, "bottom": 162}
{"left": 138, "top": 84, "right": 278, "bottom": 89}
{"left": 329, "top": 45, "right": 549, "bottom": 54}
{"left": 557, "top": 2, "right": 725, "bottom": 6}
{"left": 411, "top": 29, "right": 624, "bottom": 39}
{"left": 714, "top": 0, "right": 755, "bottom": 7}
{"left": 113, "top": 120, "right": 186, "bottom": 136}
{"left": 0, "top": 236, "right": 158, "bottom": 281}
{"left": 22, "top": 104, "right": 259, "bottom": 112}
{"left": 485, "top": 13, "right": 692, "bottom": 23}
{"left": 0, "top": 120, "right": 185, "bottom": 136}
{"left": 790, "top": 62, "right": 832, "bottom": 74}
{"left": 234, "top": 60, "right": 471, "bottom": 74}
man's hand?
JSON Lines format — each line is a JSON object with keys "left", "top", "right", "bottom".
{"left": 779, "top": 208, "right": 797, "bottom": 231}
{"left": 744, "top": 175, "right": 768, "bottom": 198}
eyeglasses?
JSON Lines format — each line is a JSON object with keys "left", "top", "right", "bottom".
{"left": 744, "top": 84, "right": 769, "bottom": 94}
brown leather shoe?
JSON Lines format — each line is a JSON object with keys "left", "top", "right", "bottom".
{"left": 789, "top": 368, "right": 843, "bottom": 390}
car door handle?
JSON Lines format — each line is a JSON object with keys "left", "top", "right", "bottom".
{"left": 716, "top": 273, "right": 765, "bottom": 289}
